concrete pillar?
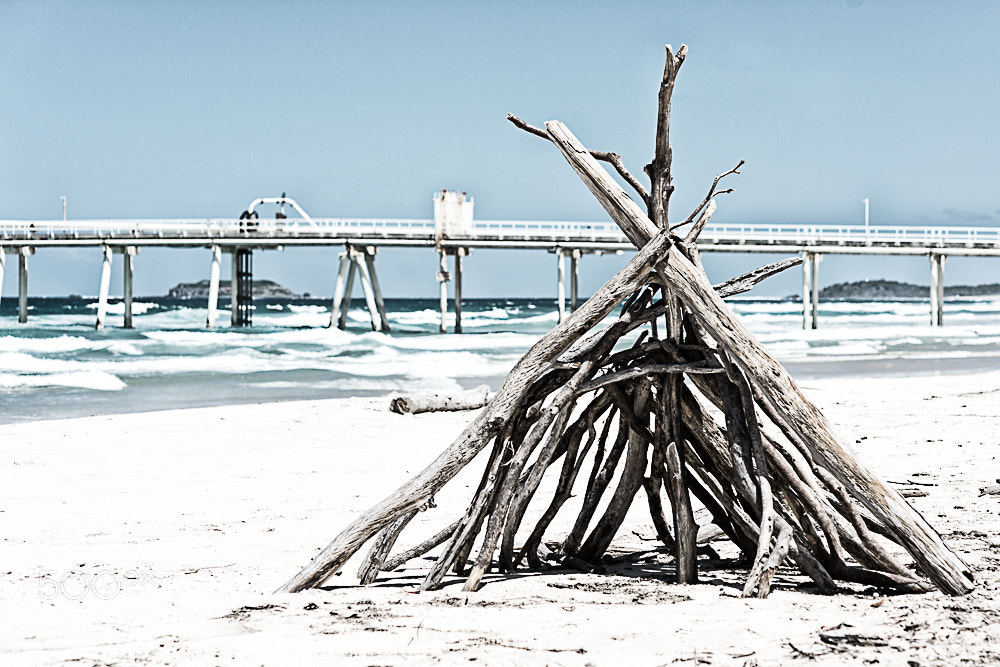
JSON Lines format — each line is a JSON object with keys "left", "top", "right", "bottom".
{"left": 810, "top": 253, "right": 822, "bottom": 330}
{"left": 338, "top": 257, "right": 357, "bottom": 330}
{"left": 329, "top": 249, "right": 351, "bottom": 329}
{"left": 123, "top": 246, "right": 136, "bottom": 329}
{"left": 930, "top": 253, "right": 946, "bottom": 326}
{"left": 556, "top": 248, "right": 566, "bottom": 324}
{"left": 355, "top": 252, "right": 382, "bottom": 332}
{"left": 0, "top": 247, "right": 5, "bottom": 313}
{"left": 231, "top": 250, "right": 239, "bottom": 327}
{"left": 570, "top": 249, "right": 580, "bottom": 312}
{"left": 206, "top": 245, "right": 221, "bottom": 328}
{"left": 18, "top": 247, "right": 31, "bottom": 323}
{"left": 438, "top": 249, "right": 449, "bottom": 333}
{"left": 454, "top": 248, "right": 464, "bottom": 334}
{"left": 801, "top": 251, "right": 813, "bottom": 330}
{"left": 363, "top": 247, "right": 391, "bottom": 332}
{"left": 95, "top": 246, "right": 113, "bottom": 330}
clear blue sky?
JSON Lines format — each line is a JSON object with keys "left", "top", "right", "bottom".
{"left": 3, "top": 0, "right": 999, "bottom": 298}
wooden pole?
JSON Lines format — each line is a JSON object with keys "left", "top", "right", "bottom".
{"left": 95, "top": 245, "right": 112, "bottom": 330}
{"left": 18, "top": 247, "right": 30, "bottom": 324}
{"left": 329, "top": 249, "right": 351, "bottom": 329}
{"left": 123, "top": 247, "right": 135, "bottom": 329}
{"left": 206, "top": 245, "right": 221, "bottom": 329}
{"left": 455, "top": 248, "right": 464, "bottom": 334}
{"left": 363, "top": 247, "right": 391, "bottom": 332}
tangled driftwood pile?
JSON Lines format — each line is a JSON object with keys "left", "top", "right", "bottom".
{"left": 278, "top": 46, "right": 973, "bottom": 598}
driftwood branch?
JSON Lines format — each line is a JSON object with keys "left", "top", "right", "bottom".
{"left": 672, "top": 160, "right": 745, "bottom": 231}
{"left": 390, "top": 384, "right": 491, "bottom": 414}
{"left": 714, "top": 257, "right": 804, "bottom": 299}
{"left": 507, "top": 113, "right": 650, "bottom": 206}
{"left": 646, "top": 44, "right": 688, "bottom": 227}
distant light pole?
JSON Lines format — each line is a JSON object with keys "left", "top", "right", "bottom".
{"left": 862, "top": 197, "right": 870, "bottom": 239}
{"left": 60, "top": 195, "right": 66, "bottom": 221}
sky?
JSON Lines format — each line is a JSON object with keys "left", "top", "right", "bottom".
{"left": 2, "top": 0, "right": 999, "bottom": 299}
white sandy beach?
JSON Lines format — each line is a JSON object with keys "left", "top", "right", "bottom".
{"left": 4, "top": 369, "right": 1000, "bottom": 666}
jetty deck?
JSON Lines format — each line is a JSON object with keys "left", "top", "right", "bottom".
{"left": 3, "top": 215, "right": 999, "bottom": 331}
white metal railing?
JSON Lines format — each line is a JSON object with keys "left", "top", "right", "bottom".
{"left": 1, "top": 218, "right": 999, "bottom": 248}
{"left": 699, "top": 223, "right": 1000, "bottom": 247}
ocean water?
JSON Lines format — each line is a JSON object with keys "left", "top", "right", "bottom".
{"left": 2, "top": 295, "right": 1000, "bottom": 424}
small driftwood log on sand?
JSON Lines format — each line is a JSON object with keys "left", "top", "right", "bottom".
{"left": 279, "top": 46, "right": 974, "bottom": 598}
{"left": 389, "top": 384, "right": 492, "bottom": 415}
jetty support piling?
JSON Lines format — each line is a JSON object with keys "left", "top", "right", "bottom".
{"left": 811, "top": 253, "right": 821, "bottom": 329}
{"left": 206, "top": 245, "right": 221, "bottom": 329}
{"left": 329, "top": 248, "right": 352, "bottom": 329}
{"left": 18, "top": 247, "right": 32, "bottom": 323}
{"left": 930, "top": 253, "right": 946, "bottom": 326}
{"left": 231, "top": 248, "right": 252, "bottom": 327}
{"left": 329, "top": 246, "right": 389, "bottom": 331}
{"left": 355, "top": 250, "right": 382, "bottom": 332}
{"left": 800, "top": 251, "right": 821, "bottom": 330}
{"left": 363, "top": 247, "right": 391, "bottom": 332}
{"left": 437, "top": 249, "right": 449, "bottom": 333}
{"left": 454, "top": 248, "right": 464, "bottom": 334}
{"left": 338, "top": 254, "right": 358, "bottom": 330}
{"left": 230, "top": 250, "right": 238, "bottom": 327}
{"left": 801, "top": 251, "right": 812, "bottom": 330}
{"left": 570, "top": 248, "right": 581, "bottom": 311}
{"left": 95, "top": 245, "right": 113, "bottom": 330}
{"left": 557, "top": 247, "right": 567, "bottom": 323}
{"left": 123, "top": 246, "right": 136, "bottom": 329}
{"left": 0, "top": 247, "right": 5, "bottom": 311}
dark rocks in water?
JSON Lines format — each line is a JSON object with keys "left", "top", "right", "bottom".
{"left": 819, "top": 279, "right": 1000, "bottom": 301}
{"left": 167, "top": 279, "right": 299, "bottom": 299}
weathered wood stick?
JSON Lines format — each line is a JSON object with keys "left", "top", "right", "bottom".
{"left": 501, "top": 392, "right": 613, "bottom": 570}
{"left": 389, "top": 384, "right": 491, "bottom": 414}
{"left": 543, "top": 118, "right": 973, "bottom": 595}
{"left": 643, "top": 387, "right": 674, "bottom": 550}
{"left": 420, "top": 434, "right": 511, "bottom": 591}
{"left": 382, "top": 519, "right": 461, "bottom": 573}
{"left": 506, "top": 113, "right": 650, "bottom": 206}
{"left": 714, "top": 257, "right": 804, "bottom": 299}
{"left": 462, "top": 405, "right": 574, "bottom": 591}
{"left": 358, "top": 510, "right": 416, "bottom": 584}
{"left": 574, "top": 363, "right": 722, "bottom": 396}
{"left": 276, "top": 227, "right": 674, "bottom": 593}
{"left": 577, "top": 383, "right": 652, "bottom": 563}
{"left": 560, "top": 407, "right": 624, "bottom": 557}
{"left": 684, "top": 199, "right": 717, "bottom": 245}
{"left": 754, "top": 522, "right": 793, "bottom": 598}
{"left": 665, "top": 439, "right": 699, "bottom": 583}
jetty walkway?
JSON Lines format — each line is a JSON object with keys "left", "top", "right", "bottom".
{"left": 3, "top": 194, "right": 999, "bottom": 331}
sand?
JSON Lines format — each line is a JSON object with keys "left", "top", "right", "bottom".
{"left": 3, "top": 369, "right": 1000, "bottom": 666}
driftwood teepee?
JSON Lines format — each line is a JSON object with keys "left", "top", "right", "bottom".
{"left": 278, "top": 46, "right": 974, "bottom": 598}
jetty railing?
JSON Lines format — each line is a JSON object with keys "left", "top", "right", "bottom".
{"left": 3, "top": 218, "right": 999, "bottom": 248}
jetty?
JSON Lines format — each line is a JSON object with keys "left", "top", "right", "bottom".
{"left": 2, "top": 191, "right": 1000, "bottom": 330}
